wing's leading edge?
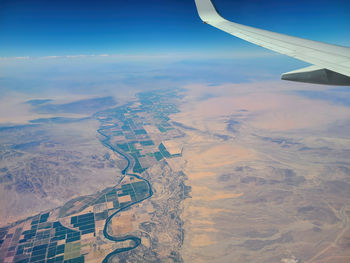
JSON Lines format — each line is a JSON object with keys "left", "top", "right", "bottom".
{"left": 194, "top": 0, "right": 350, "bottom": 86}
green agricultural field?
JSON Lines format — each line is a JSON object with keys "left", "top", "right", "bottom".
{"left": 64, "top": 242, "right": 81, "bottom": 260}
{"left": 126, "top": 118, "right": 135, "bottom": 127}
{"left": 113, "top": 199, "right": 120, "bottom": 209}
{"left": 117, "top": 143, "right": 129, "bottom": 152}
{"left": 128, "top": 143, "right": 138, "bottom": 152}
{"left": 134, "top": 128, "right": 147, "bottom": 135}
{"left": 106, "top": 190, "right": 117, "bottom": 202}
{"left": 125, "top": 134, "right": 136, "bottom": 140}
{"left": 132, "top": 181, "right": 149, "bottom": 199}
{"left": 140, "top": 140, "right": 154, "bottom": 146}
{"left": 158, "top": 143, "right": 171, "bottom": 158}
{"left": 95, "top": 211, "right": 108, "bottom": 221}
{"left": 121, "top": 124, "right": 131, "bottom": 131}
{"left": 94, "top": 195, "right": 106, "bottom": 205}
{"left": 158, "top": 126, "right": 167, "bottom": 133}
{"left": 154, "top": 151, "right": 163, "bottom": 161}
{"left": 131, "top": 155, "right": 145, "bottom": 174}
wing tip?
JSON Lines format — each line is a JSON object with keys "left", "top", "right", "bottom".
{"left": 194, "top": 0, "right": 224, "bottom": 23}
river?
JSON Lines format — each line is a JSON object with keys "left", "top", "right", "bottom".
{"left": 97, "top": 128, "right": 153, "bottom": 263}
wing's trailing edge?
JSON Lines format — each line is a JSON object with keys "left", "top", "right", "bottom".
{"left": 194, "top": 0, "right": 350, "bottom": 85}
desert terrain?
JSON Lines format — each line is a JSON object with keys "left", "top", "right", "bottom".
{"left": 170, "top": 82, "right": 350, "bottom": 263}
{"left": 1, "top": 82, "right": 350, "bottom": 263}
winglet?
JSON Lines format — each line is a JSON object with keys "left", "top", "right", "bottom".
{"left": 194, "top": 0, "right": 225, "bottom": 24}
{"left": 282, "top": 65, "right": 350, "bottom": 86}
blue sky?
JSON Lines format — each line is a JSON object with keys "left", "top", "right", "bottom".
{"left": 1, "top": 0, "right": 349, "bottom": 57}
{"left": 1, "top": 0, "right": 350, "bottom": 100}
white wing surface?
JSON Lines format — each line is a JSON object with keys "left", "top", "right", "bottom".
{"left": 194, "top": 0, "right": 350, "bottom": 85}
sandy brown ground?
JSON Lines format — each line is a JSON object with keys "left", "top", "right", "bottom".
{"left": 0, "top": 119, "right": 123, "bottom": 225}
{"left": 171, "top": 82, "right": 350, "bottom": 263}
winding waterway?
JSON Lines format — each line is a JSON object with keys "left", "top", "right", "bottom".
{"left": 97, "top": 129, "right": 153, "bottom": 263}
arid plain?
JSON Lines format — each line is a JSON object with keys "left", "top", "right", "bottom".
{"left": 170, "top": 82, "right": 350, "bottom": 263}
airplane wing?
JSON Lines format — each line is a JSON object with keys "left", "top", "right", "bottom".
{"left": 194, "top": 0, "right": 350, "bottom": 85}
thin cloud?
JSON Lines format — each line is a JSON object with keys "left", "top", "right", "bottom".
{"left": 0, "top": 56, "right": 30, "bottom": 60}
{"left": 0, "top": 50, "right": 278, "bottom": 62}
